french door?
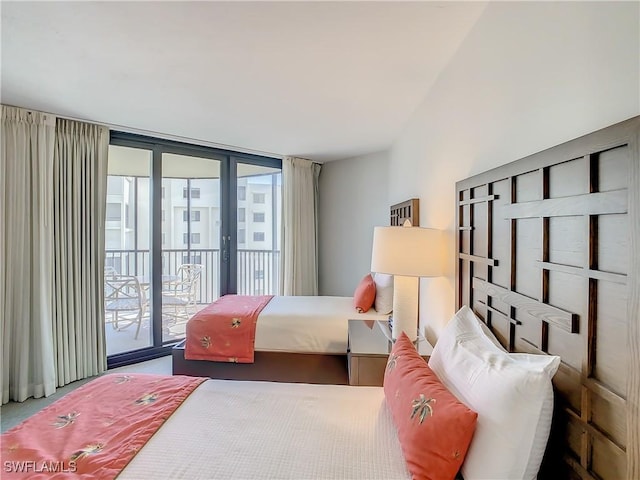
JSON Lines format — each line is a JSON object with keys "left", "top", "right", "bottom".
{"left": 105, "top": 133, "right": 281, "bottom": 366}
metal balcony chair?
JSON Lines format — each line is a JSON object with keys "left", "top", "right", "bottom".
{"left": 162, "top": 264, "right": 203, "bottom": 323}
{"left": 104, "top": 274, "right": 147, "bottom": 339}
{"left": 104, "top": 265, "right": 118, "bottom": 276}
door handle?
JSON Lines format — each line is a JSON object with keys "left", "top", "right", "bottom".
{"left": 222, "top": 235, "right": 231, "bottom": 262}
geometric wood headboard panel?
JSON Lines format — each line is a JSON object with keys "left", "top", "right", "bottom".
{"left": 390, "top": 198, "right": 419, "bottom": 226}
{"left": 455, "top": 116, "right": 639, "bottom": 480}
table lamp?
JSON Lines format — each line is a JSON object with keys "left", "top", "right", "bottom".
{"left": 370, "top": 224, "right": 443, "bottom": 341}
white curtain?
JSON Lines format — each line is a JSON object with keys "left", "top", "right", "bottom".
{"left": 52, "top": 118, "right": 108, "bottom": 385}
{"left": 1, "top": 105, "right": 57, "bottom": 404}
{"left": 280, "top": 156, "right": 321, "bottom": 295}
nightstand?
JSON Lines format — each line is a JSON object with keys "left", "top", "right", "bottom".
{"left": 347, "top": 319, "right": 433, "bottom": 386}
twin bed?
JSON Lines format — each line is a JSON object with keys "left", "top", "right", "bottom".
{"left": 172, "top": 201, "right": 418, "bottom": 383}
{"left": 173, "top": 295, "right": 389, "bottom": 384}
{"left": 2, "top": 116, "right": 639, "bottom": 480}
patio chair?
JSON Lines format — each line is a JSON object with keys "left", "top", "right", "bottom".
{"left": 104, "top": 265, "right": 118, "bottom": 276}
{"left": 104, "top": 274, "right": 147, "bottom": 339}
{"left": 162, "top": 264, "right": 203, "bottom": 322}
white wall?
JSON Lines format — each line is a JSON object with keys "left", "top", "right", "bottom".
{"left": 388, "top": 1, "right": 640, "bottom": 343}
{"left": 319, "top": 150, "right": 389, "bottom": 296}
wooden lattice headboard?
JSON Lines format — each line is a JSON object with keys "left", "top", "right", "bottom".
{"left": 455, "top": 116, "right": 639, "bottom": 479}
{"left": 390, "top": 198, "right": 419, "bottom": 226}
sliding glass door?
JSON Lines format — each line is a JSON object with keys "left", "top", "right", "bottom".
{"left": 161, "top": 153, "right": 223, "bottom": 343}
{"left": 105, "top": 133, "right": 281, "bottom": 366}
{"left": 105, "top": 145, "right": 154, "bottom": 356}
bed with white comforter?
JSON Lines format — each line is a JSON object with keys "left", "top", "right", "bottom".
{"left": 120, "top": 379, "right": 410, "bottom": 480}
{"left": 254, "top": 295, "right": 388, "bottom": 353}
{"left": 173, "top": 295, "right": 389, "bottom": 382}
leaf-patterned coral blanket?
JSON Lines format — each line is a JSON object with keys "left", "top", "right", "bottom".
{"left": 185, "top": 294, "right": 274, "bottom": 363}
{"left": 1, "top": 373, "right": 206, "bottom": 479}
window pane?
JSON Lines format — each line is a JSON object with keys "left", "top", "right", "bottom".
{"left": 236, "top": 163, "right": 281, "bottom": 295}
{"left": 106, "top": 202, "right": 121, "bottom": 221}
{"left": 162, "top": 153, "right": 222, "bottom": 343}
{"left": 105, "top": 145, "right": 153, "bottom": 355}
{"left": 107, "top": 176, "right": 123, "bottom": 195}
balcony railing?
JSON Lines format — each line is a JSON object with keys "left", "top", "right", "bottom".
{"left": 105, "top": 248, "right": 280, "bottom": 304}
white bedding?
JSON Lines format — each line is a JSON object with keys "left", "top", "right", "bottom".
{"left": 120, "top": 379, "right": 410, "bottom": 480}
{"left": 254, "top": 295, "right": 389, "bottom": 354}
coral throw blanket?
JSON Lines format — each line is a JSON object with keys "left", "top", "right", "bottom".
{"left": 185, "top": 294, "right": 274, "bottom": 363}
{"left": 1, "top": 373, "right": 205, "bottom": 479}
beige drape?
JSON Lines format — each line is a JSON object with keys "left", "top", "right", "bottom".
{"left": 280, "top": 156, "right": 321, "bottom": 295}
{"left": 1, "top": 105, "right": 57, "bottom": 403}
{"left": 52, "top": 118, "right": 109, "bottom": 385}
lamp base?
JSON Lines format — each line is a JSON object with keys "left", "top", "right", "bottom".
{"left": 391, "top": 275, "right": 419, "bottom": 341}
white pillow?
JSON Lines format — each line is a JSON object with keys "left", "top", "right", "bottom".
{"left": 478, "top": 318, "right": 507, "bottom": 352}
{"left": 373, "top": 273, "right": 393, "bottom": 314}
{"left": 428, "top": 306, "right": 560, "bottom": 480}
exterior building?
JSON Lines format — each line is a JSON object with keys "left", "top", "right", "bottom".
{"left": 105, "top": 171, "right": 282, "bottom": 300}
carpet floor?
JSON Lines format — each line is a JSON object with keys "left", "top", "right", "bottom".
{"left": 1, "top": 355, "right": 172, "bottom": 433}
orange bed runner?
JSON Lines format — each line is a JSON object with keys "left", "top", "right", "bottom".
{"left": 185, "top": 294, "right": 274, "bottom": 363}
{"left": 1, "top": 373, "right": 206, "bottom": 479}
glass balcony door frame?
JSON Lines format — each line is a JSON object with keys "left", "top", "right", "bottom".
{"left": 227, "top": 155, "right": 282, "bottom": 295}
{"left": 108, "top": 131, "right": 281, "bottom": 368}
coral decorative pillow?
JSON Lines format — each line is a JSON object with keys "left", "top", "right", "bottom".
{"left": 384, "top": 332, "right": 477, "bottom": 480}
{"left": 353, "top": 274, "right": 376, "bottom": 313}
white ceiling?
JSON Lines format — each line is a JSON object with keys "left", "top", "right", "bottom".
{"left": 1, "top": 1, "right": 487, "bottom": 162}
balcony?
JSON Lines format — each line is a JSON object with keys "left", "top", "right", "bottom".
{"left": 104, "top": 248, "right": 280, "bottom": 355}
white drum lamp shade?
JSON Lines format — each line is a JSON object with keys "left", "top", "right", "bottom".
{"left": 370, "top": 226, "right": 443, "bottom": 340}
